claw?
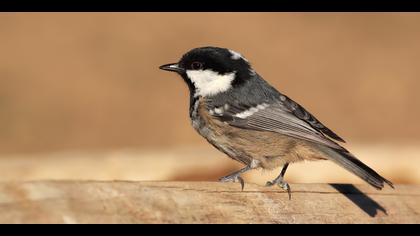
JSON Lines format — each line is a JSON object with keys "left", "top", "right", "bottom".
{"left": 265, "top": 164, "right": 291, "bottom": 200}
{"left": 266, "top": 179, "right": 292, "bottom": 200}
{"left": 219, "top": 166, "right": 252, "bottom": 191}
{"left": 219, "top": 174, "right": 246, "bottom": 191}
{"left": 238, "top": 176, "right": 245, "bottom": 191}
{"left": 280, "top": 182, "right": 292, "bottom": 200}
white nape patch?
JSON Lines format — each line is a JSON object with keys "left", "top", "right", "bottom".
{"left": 229, "top": 49, "right": 248, "bottom": 62}
{"left": 186, "top": 69, "right": 236, "bottom": 97}
{"left": 235, "top": 103, "right": 269, "bottom": 119}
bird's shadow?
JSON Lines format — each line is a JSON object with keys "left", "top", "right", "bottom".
{"left": 329, "top": 184, "right": 387, "bottom": 217}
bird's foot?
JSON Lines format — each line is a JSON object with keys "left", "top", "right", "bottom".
{"left": 266, "top": 178, "right": 292, "bottom": 200}
{"left": 219, "top": 173, "right": 245, "bottom": 191}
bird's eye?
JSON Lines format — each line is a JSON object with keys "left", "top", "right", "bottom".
{"left": 191, "top": 62, "right": 203, "bottom": 70}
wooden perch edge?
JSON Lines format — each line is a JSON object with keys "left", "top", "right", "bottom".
{"left": 0, "top": 181, "right": 418, "bottom": 223}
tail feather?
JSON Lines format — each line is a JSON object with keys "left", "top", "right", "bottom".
{"left": 316, "top": 145, "right": 394, "bottom": 190}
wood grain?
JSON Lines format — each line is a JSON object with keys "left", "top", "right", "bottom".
{"left": 0, "top": 181, "right": 418, "bottom": 223}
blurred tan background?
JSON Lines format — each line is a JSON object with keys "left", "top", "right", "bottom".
{"left": 0, "top": 13, "right": 419, "bottom": 186}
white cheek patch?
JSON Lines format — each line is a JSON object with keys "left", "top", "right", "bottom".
{"left": 229, "top": 49, "right": 248, "bottom": 62}
{"left": 186, "top": 69, "right": 236, "bottom": 97}
{"left": 235, "top": 103, "right": 269, "bottom": 119}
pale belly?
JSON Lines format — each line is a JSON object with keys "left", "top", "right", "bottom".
{"left": 195, "top": 118, "right": 325, "bottom": 170}
{"left": 190, "top": 99, "right": 326, "bottom": 170}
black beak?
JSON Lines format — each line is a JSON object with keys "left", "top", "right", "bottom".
{"left": 159, "top": 63, "right": 185, "bottom": 73}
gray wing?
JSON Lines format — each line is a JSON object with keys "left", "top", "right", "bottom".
{"left": 205, "top": 73, "right": 345, "bottom": 149}
{"left": 278, "top": 94, "right": 345, "bottom": 143}
{"left": 212, "top": 98, "right": 344, "bottom": 150}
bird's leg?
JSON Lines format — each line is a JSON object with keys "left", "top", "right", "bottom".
{"left": 266, "top": 163, "right": 292, "bottom": 200}
{"left": 219, "top": 165, "right": 252, "bottom": 191}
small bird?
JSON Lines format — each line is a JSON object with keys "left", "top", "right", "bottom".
{"left": 160, "top": 46, "right": 393, "bottom": 198}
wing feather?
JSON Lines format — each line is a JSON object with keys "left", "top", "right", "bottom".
{"left": 219, "top": 101, "right": 343, "bottom": 149}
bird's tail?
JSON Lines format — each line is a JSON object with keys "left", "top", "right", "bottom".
{"left": 316, "top": 145, "right": 394, "bottom": 190}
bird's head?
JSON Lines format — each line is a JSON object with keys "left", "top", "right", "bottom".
{"left": 160, "top": 46, "right": 255, "bottom": 98}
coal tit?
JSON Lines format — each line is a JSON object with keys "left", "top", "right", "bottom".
{"left": 160, "top": 46, "right": 393, "bottom": 198}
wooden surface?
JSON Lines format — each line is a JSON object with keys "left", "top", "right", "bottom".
{"left": 0, "top": 181, "right": 418, "bottom": 224}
